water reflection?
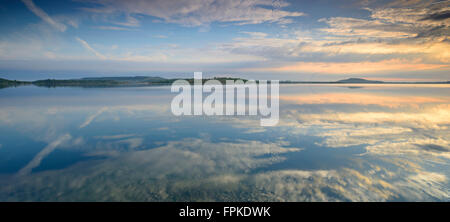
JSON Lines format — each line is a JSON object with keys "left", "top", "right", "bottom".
{"left": 0, "top": 84, "right": 449, "bottom": 201}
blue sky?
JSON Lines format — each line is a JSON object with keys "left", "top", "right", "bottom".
{"left": 0, "top": 0, "right": 449, "bottom": 81}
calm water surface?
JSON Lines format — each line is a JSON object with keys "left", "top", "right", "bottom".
{"left": 0, "top": 84, "right": 449, "bottom": 201}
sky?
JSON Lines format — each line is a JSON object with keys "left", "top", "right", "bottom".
{"left": 0, "top": 0, "right": 449, "bottom": 81}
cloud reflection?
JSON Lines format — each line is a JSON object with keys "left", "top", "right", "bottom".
{"left": 0, "top": 85, "right": 449, "bottom": 201}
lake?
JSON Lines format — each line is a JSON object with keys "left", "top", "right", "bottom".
{"left": 0, "top": 84, "right": 449, "bottom": 201}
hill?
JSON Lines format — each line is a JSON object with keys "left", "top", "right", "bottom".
{"left": 0, "top": 78, "right": 30, "bottom": 88}
{"left": 336, "top": 78, "right": 384, "bottom": 83}
{"left": 0, "top": 76, "right": 448, "bottom": 89}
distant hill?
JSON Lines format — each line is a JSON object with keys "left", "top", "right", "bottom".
{"left": 336, "top": 78, "right": 384, "bottom": 83}
{"left": 0, "top": 78, "right": 30, "bottom": 88}
{"left": 81, "top": 76, "right": 168, "bottom": 82}
{"left": 0, "top": 76, "right": 448, "bottom": 89}
{"left": 28, "top": 76, "right": 247, "bottom": 88}
{"left": 32, "top": 76, "right": 174, "bottom": 87}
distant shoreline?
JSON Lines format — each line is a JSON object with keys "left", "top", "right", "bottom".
{"left": 1, "top": 77, "right": 449, "bottom": 89}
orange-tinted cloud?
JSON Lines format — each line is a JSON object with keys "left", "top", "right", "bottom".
{"left": 255, "top": 59, "right": 449, "bottom": 74}
{"left": 280, "top": 92, "right": 448, "bottom": 108}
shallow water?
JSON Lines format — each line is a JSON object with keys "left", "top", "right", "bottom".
{"left": 0, "top": 84, "right": 449, "bottom": 201}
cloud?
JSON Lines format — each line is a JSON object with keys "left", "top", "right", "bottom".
{"left": 318, "top": 4, "right": 450, "bottom": 48}
{"left": 304, "top": 41, "right": 450, "bottom": 63}
{"left": 3, "top": 0, "right": 448, "bottom": 77}
{"left": 116, "top": 137, "right": 143, "bottom": 150}
{"left": 366, "top": 137, "right": 450, "bottom": 159}
{"left": 1, "top": 137, "right": 304, "bottom": 201}
{"left": 17, "top": 134, "right": 72, "bottom": 176}
{"left": 95, "top": 134, "right": 136, "bottom": 140}
{"left": 95, "top": 26, "right": 136, "bottom": 31}
{"left": 81, "top": 0, "right": 305, "bottom": 27}
{"left": 368, "top": 5, "right": 450, "bottom": 27}
{"left": 112, "top": 14, "right": 140, "bottom": 27}
{"left": 316, "top": 126, "right": 413, "bottom": 148}
{"left": 291, "top": 104, "right": 450, "bottom": 129}
{"left": 218, "top": 25, "right": 449, "bottom": 73}
{"left": 277, "top": 100, "right": 450, "bottom": 162}
{"left": 212, "top": 2, "right": 450, "bottom": 73}
{"left": 3, "top": 136, "right": 448, "bottom": 201}
{"left": 318, "top": 17, "right": 416, "bottom": 39}
{"left": 80, "top": 107, "right": 108, "bottom": 128}
{"left": 249, "top": 59, "right": 449, "bottom": 74}
{"left": 279, "top": 92, "right": 447, "bottom": 108}
{"left": 421, "top": 10, "right": 450, "bottom": 21}
{"left": 0, "top": 85, "right": 449, "bottom": 201}
{"left": 21, "top": 0, "right": 67, "bottom": 32}
{"left": 250, "top": 168, "right": 449, "bottom": 201}
{"left": 75, "top": 37, "right": 107, "bottom": 60}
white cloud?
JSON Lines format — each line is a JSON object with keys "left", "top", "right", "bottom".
{"left": 17, "top": 134, "right": 72, "bottom": 176}
{"left": 75, "top": 37, "right": 107, "bottom": 60}
{"left": 3, "top": 135, "right": 448, "bottom": 201}
{"left": 250, "top": 168, "right": 449, "bottom": 201}
{"left": 2, "top": 0, "right": 447, "bottom": 77}
{"left": 116, "top": 137, "right": 143, "bottom": 150}
{"left": 80, "top": 107, "right": 109, "bottom": 128}
{"left": 112, "top": 14, "right": 140, "bottom": 27}
{"left": 21, "top": 0, "right": 67, "bottom": 32}
{"left": 82, "top": 0, "right": 305, "bottom": 27}
{"left": 95, "top": 134, "right": 137, "bottom": 140}
{"left": 95, "top": 26, "right": 136, "bottom": 31}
